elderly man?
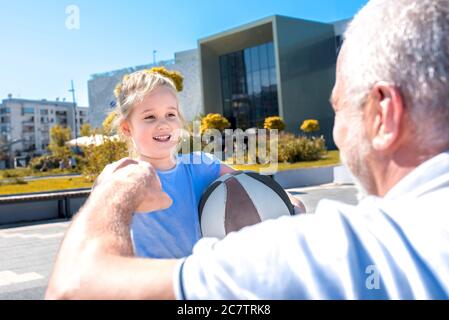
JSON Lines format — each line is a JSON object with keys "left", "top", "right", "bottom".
{"left": 46, "top": 0, "right": 449, "bottom": 299}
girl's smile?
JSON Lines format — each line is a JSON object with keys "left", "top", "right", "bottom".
{"left": 120, "top": 85, "right": 182, "bottom": 170}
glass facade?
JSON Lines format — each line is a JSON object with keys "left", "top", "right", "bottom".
{"left": 219, "top": 42, "right": 278, "bottom": 129}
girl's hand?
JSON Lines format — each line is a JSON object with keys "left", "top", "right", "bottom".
{"left": 287, "top": 192, "right": 307, "bottom": 214}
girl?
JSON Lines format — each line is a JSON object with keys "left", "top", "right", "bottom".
{"left": 111, "top": 69, "right": 304, "bottom": 259}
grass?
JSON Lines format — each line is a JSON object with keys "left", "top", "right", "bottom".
{"left": 227, "top": 150, "right": 341, "bottom": 172}
{"left": 0, "top": 168, "right": 80, "bottom": 179}
{"left": 0, "top": 177, "right": 93, "bottom": 196}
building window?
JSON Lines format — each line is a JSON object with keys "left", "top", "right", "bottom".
{"left": 22, "top": 107, "right": 35, "bottom": 115}
{"left": 0, "top": 108, "right": 11, "bottom": 114}
{"left": 219, "top": 42, "right": 278, "bottom": 129}
{"left": 0, "top": 116, "right": 10, "bottom": 123}
{"left": 0, "top": 124, "right": 11, "bottom": 134}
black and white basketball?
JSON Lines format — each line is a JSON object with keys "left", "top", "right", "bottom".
{"left": 199, "top": 171, "right": 295, "bottom": 239}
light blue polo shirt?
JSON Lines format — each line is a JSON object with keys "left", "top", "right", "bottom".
{"left": 174, "top": 150, "right": 449, "bottom": 299}
{"left": 131, "top": 152, "right": 221, "bottom": 259}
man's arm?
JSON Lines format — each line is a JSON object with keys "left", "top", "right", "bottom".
{"left": 45, "top": 159, "right": 177, "bottom": 300}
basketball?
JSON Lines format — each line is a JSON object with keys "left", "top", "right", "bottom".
{"left": 199, "top": 171, "right": 295, "bottom": 239}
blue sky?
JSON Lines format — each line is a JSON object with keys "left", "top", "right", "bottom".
{"left": 0, "top": 0, "right": 368, "bottom": 107}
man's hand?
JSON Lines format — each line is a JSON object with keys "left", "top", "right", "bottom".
{"left": 94, "top": 158, "right": 172, "bottom": 213}
{"left": 46, "top": 157, "right": 176, "bottom": 300}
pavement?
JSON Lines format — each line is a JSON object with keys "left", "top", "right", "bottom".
{"left": 0, "top": 183, "right": 358, "bottom": 300}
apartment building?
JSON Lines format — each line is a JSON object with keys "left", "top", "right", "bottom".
{"left": 0, "top": 97, "right": 88, "bottom": 167}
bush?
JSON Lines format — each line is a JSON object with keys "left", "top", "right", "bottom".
{"left": 0, "top": 171, "right": 27, "bottom": 185}
{"left": 300, "top": 119, "right": 320, "bottom": 133}
{"left": 80, "top": 123, "right": 93, "bottom": 137}
{"left": 278, "top": 134, "right": 327, "bottom": 163}
{"left": 200, "top": 113, "right": 231, "bottom": 134}
{"left": 264, "top": 116, "right": 286, "bottom": 131}
{"left": 223, "top": 132, "right": 327, "bottom": 165}
{"left": 29, "top": 155, "right": 63, "bottom": 171}
{"left": 2, "top": 170, "right": 20, "bottom": 178}
{"left": 81, "top": 137, "right": 128, "bottom": 182}
{"left": 10, "top": 177, "right": 27, "bottom": 185}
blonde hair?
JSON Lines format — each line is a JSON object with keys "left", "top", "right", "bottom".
{"left": 111, "top": 69, "right": 186, "bottom": 158}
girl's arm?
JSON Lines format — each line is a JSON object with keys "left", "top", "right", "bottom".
{"left": 220, "top": 164, "right": 237, "bottom": 176}
{"left": 219, "top": 164, "right": 306, "bottom": 214}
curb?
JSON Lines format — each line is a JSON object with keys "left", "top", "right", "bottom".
{"left": 273, "top": 165, "right": 353, "bottom": 188}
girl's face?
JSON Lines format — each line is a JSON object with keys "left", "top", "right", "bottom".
{"left": 121, "top": 86, "right": 182, "bottom": 160}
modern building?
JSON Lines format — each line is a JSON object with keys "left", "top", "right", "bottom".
{"left": 87, "top": 49, "right": 201, "bottom": 129}
{"left": 88, "top": 15, "right": 349, "bottom": 147}
{"left": 200, "top": 16, "right": 349, "bottom": 147}
{"left": 0, "top": 97, "right": 88, "bottom": 167}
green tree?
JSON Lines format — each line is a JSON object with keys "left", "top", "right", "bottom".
{"left": 82, "top": 137, "right": 128, "bottom": 181}
{"left": 80, "top": 123, "right": 92, "bottom": 137}
{"left": 0, "top": 135, "right": 8, "bottom": 162}
{"left": 102, "top": 112, "right": 118, "bottom": 136}
{"left": 81, "top": 113, "right": 128, "bottom": 181}
{"left": 48, "top": 125, "right": 72, "bottom": 158}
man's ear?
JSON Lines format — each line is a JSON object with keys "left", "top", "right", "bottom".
{"left": 368, "top": 82, "right": 405, "bottom": 151}
{"left": 120, "top": 120, "right": 132, "bottom": 137}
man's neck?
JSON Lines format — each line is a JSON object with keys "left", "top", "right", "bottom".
{"left": 373, "top": 146, "right": 448, "bottom": 197}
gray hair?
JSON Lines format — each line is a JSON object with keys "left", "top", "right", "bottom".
{"left": 341, "top": 0, "right": 449, "bottom": 148}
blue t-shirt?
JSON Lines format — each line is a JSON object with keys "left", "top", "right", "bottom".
{"left": 131, "top": 152, "right": 221, "bottom": 259}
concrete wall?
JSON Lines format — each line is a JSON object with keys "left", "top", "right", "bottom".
{"left": 273, "top": 165, "right": 353, "bottom": 189}
{"left": 199, "top": 44, "right": 223, "bottom": 115}
{"left": 172, "top": 49, "right": 202, "bottom": 121}
{"left": 0, "top": 192, "right": 89, "bottom": 226}
{"left": 274, "top": 16, "right": 337, "bottom": 148}
{"left": 0, "top": 200, "right": 60, "bottom": 225}
{"left": 88, "top": 49, "right": 201, "bottom": 129}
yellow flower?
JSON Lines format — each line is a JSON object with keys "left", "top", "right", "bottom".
{"left": 264, "top": 116, "right": 286, "bottom": 131}
{"left": 200, "top": 113, "right": 231, "bottom": 133}
{"left": 300, "top": 119, "right": 320, "bottom": 133}
{"left": 147, "top": 66, "right": 184, "bottom": 92}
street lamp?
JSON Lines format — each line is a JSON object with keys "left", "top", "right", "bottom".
{"left": 68, "top": 80, "right": 78, "bottom": 150}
